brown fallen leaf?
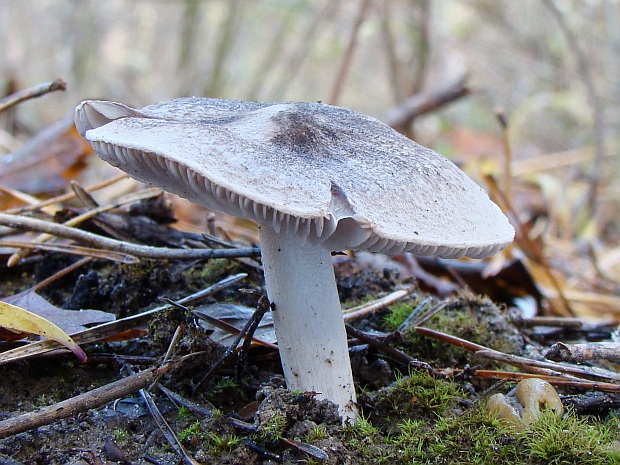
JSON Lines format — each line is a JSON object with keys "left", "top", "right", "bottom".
{"left": 0, "top": 113, "right": 92, "bottom": 196}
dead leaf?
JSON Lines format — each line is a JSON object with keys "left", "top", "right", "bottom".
{"left": 0, "top": 300, "right": 86, "bottom": 362}
{"left": 3, "top": 290, "right": 115, "bottom": 334}
{"left": 0, "top": 113, "right": 92, "bottom": 195}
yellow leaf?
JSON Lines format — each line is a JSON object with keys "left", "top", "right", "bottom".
{"left": 0, "top": 300, "right": 86, "bottom": 362}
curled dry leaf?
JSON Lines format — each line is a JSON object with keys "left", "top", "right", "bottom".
{"left": 0, "top": 300, "right": 86, "bottom": 362}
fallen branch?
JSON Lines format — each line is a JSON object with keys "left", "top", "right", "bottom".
{"left": 546, "top": 341, "right": 620, "bottom": 363}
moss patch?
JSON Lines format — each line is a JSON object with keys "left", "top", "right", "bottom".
{"left": 383, "top": 293, "right": 524, "bottom": 368}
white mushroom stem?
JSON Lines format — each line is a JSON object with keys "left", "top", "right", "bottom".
{"left": 259, "top": 225, "right": 358, "bottom": 421}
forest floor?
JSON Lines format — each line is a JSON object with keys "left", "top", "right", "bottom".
{"left": 0, "top": 228, "right": 619, "bottom": 465}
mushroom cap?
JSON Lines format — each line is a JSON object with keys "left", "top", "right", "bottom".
{"left": 75, "top": 98, "right": 514, "bottom": 258}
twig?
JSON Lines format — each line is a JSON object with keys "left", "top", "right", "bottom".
{"left": 245, "top": 7, "right": 295, "bottom": 101}
{"left": 0, "top": 79, "right": 66, "bottom": 113}
{"left": 384, "top": 77, "right": 470, "bottom": 131}
{"left": 416, "top": 326, "right": 620, "bottom": 383}
{"left": 192, "top": 307, "right": 277, "bottom": 350}
{"left": 158, "top": 385, "right": 216, "bottom": 417}
{"left": 0, "top": 358, "right": 185, "bottom": 439}
{"left": 521, "top": 316, "right": 583, "bottom": 328}
{"left": 546, "top": 341, "right": 620, "bottom": 363}
{"left": 185, "top": 295, "right": 273, "bottom": 391}
{"left": 6, "top": 186, "right": 171, "bottom": 266}
{"left": 328, "top": 0, "right": 372, "bottom": 105}
{"left": 496, "top": 108, "right": 512, "bottom": 205}
{"left": 380, "top": 0, "right": 404, "bottom": 103}
{"left": 448, "top": 368, "right": 620, "bottom": 393}
{"left": 0, "top": 240, "right": 138, "bottom": 264}
{"left": 272, "top": 0, "right": 336, "bottom": 99}
{"left": 141, "top": 387, "right": 200, "bottom": 465}
{"left": 204, "top": 0, "right": 243, "bottom": 96}
{"left": 343, "top": 287, "right": 414, "bottom": 322}
{"left": 148, "top": 325, "right": 185, "bottom": 391}
{"left": 235, "top": 295, "right": 272, "bottom": 379}
{"left": 0, "top": 212, "right": 260, "bottom": 262}
{"left": 123, "top": 362, "right": 201, "bottom": 465}
{"left": 406, "top": 0, "right": 431, "bottom": 98}
{"left": 345, "top": 324, "right": 433, "bottom": 372}
{"left": 30, "top": 257, "right": 92, "bottom": 292}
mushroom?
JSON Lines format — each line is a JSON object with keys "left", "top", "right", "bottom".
{"left": 75, "top": 98, "right": 514, "bottom": 420}
{"left": 486, "top": 378, "right": 564, "bottom": 431}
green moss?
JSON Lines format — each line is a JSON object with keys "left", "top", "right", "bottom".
{"left": 305, "top": 424, "right": 328, "bottom": 442}
{"left": 258, "top": 411, "right": 287, "bottom": 441}
{"left": 177, "top": 405, "right": 190, "bottom": 420}
{"left": 343, "top": 413, "right": 389, "bottom": 462}
{"left": 383, "top": 294, "right": 522, "bottom": 368}
{"left": 112, "top": 428, "right": 130, "bottom": 442}
{"left": 185, "top": 258, "right": 241, "bottom": 291}
{"left": 205, "top": 431, "right": 241, "bottom": 453}
{"left": 382, "top": 301, "right": 416, "bottom": 330}
{"left": 177, "top": 420, "right": 202, "bottom": 442}
{"left": 205, "top": 377, "right": 248, "bottom": 407}
{"left": 525, "top": 409, "right": 620, "bottom": 465}
{"left": 372, "top": 370, "right": 464, "bottom": 430}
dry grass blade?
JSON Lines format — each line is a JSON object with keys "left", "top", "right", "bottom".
{"left": 0, "top": 184, "right": 57, "bottom": 215}
{"left": 5, "top": 174, "right": 129, "bottom": 215}
{"left": 0, "top": 240, "right": 138, "bottom": 263}
{"left": 485, "top": 174, "right": 574, "bottom": 316}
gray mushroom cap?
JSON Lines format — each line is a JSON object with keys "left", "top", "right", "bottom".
{"left": 75, "top": 98, "right": 514, "bottom": 258}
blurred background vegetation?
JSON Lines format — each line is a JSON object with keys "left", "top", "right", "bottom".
{"left": 1, "top": 0, "right": 617, "bottom": 155}
{"left": 1, "top": 0, "right": 620, "bottom": 317}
